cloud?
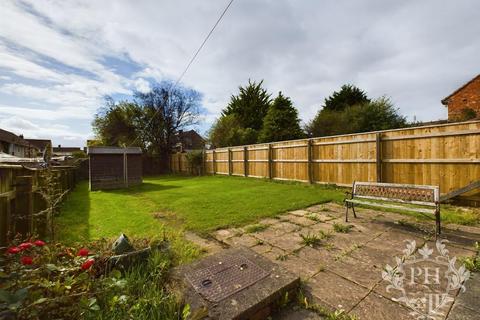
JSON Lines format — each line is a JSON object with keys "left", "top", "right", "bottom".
{"left": 0, "top": 0, "right": 479, "bottom": 147}
{"left": 133, "top": 78, "right": 150, "bottom": 94}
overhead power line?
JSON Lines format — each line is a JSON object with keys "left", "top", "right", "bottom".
{"left": 129, "top": 0, "right": 235, "bottom": 147}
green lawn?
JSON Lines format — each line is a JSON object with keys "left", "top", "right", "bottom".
{"left": 56, "top": 175, "right": 479, "bottom": 244}
{"left": 56, "top": 175, "right": 345, "bottom": 242}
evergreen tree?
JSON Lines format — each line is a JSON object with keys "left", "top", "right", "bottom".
{"left": 222, "top": 80, "right": 271, "bottom": 130}
{"left": 259, "top": 92, "right": 304, "bottom": 142}
{"left": 323, "top": 84, "right": 370, "bottom": 111}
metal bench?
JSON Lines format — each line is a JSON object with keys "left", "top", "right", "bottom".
{"left": 344, "top": 181, "right": 441, "bottom": 235}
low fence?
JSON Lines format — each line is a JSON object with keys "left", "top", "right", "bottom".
{"left": 0, "top": 165, "right": 77, "bottom": 246}
{"left": 203, "top": 121, "right": 480, "bottom": 203}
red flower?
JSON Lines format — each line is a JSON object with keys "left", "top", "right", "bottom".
{"left": 34, "top": 240, "right": 46, "bottom": 247}
{"left": 19, "top": 242, "right": 33, "bottom": 250}
{"left": 77, "top": 248, "right": 89, "bottom": 257}
{"left": 20, "top": 256, "right": 33, "bottom": 265}
{"left": 81, "top": 258, "right": 95, "bottom": 270}
{"left": 6, "top": 247, "right": 21, "bottom": 254}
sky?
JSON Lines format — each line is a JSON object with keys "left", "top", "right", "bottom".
{"left": 0, "top": 0, "right": 479, "bottom": 147}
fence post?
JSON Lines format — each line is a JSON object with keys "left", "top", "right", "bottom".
{"left": 243, "top": 146, "right": 248, "bottom": 177}
{"left": 14, "top": 176, "right": 33, "bottom": 237}
{"left": 228, "top": 148, "right": 232, "bottom": 176}
{"left": 307, "top": 139, "right": 313, "bottom": 184}
{"left": 376, "top": 133, "right": 382, "bottom": 182}
{"left": 268, "top": 144, "right": 273, "bottom": 179}
{"left": 178, "top": 153, "right": 182, "bottom": 173}
{"left": 202, "top": 149, "right": 206, "bottom": 175}
{"left": 213, "top": 150, "right": 216, "bottom": 175}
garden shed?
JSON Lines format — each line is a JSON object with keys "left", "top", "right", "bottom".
{"left": 87, "top": 146, "right": 142, "bottom": 191}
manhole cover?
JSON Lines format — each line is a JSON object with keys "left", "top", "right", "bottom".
{"left": 185, "top": 254, "right": 270, "bottom": 302}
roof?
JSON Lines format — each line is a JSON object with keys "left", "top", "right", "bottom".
{"left": 0, "top": 128, "right": 32, "bottom": 148}
{"left": 53, "top": 146, "right": 81, "bottom": 152}
{"left": 87, "top": 146, "right": 142, "bottom": 155}
{"left": 441, "top": 74, "right": 480, "bottom": 105}
{"left": 26, "top": 139, "right": 51, "bottom": 151}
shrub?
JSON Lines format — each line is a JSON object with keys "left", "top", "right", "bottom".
{"left": 185, "top": 150, "right": 204, "bottom": 175}
{"left": 0, "top": 237, "right": 185, "bottom": 320}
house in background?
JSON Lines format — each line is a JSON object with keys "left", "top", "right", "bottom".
{"left": 26, "top": 139, "right": 52, "bottom": 157}
{"left": 0, "top": 128, "right": 38, "bottom": 157}
{"left": 172, "top": 129, "right": 206, "bottom": 152}
{"left": 442, "top": 74, "right": 480, "bottom": 121}
{"left": 52, "top": 145, "right": 82, "bottom": 157}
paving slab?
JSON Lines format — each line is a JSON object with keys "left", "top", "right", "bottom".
{"left": 305, "top": 270, "right": 370, "bottom": 312}
{"left": 281, "top": 214, "right": 318, "bottom": 227}
{"left": 350, "top": 292, "right": 415, "bottom": 320}
{"left": 327, "top": 255, "right": 383, "bottom": 289}
{"left": 452, "top": 273, "right": 480, "bottom": 313}
{"left": 447, "top": 302, "right": 479, "bottom": 320}
{"left": 269, "top": 232, "right": 306, "bottom": 253}
{"left": 184, "top": 231, "right": 225, "bottom": 254}
{"left": 213, "top": 228, "right": 242, "bottom": 242}
{"left": 224, "top": 234, "right": 259, "bottom": 248}
{"left": 288, "top": 209, "right": 310, "bottom": 217}
{"left": 274, "top": 253, "right": 322, "bottom": 280}
{"left": 294, "top": 245, "right": 339, "bottom": 269}
{"left": 269, "top": 221, "right": 302, "bottom": 234}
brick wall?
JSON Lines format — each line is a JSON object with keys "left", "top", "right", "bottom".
{"left": 445, "top": 76, "right": 480, "bottom": 120}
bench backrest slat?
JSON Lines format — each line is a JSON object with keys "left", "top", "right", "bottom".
{"left": 353, "top": 181, "right": 439, "bottom": 205}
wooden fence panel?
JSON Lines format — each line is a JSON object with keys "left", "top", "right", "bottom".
{"left": 0, "top": 165, "right": 78, "bottom": 246}
{"left": 195, "top": 121, "right": 480, "bottom": 203}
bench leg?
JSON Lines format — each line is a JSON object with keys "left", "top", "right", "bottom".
{"left": 345, "top": 203, "right": 349, "bottom": 222}
{"left": 435, "top": 209, "right": 441, "bottom": 237}
{"left": 352, "top": 205, "right": 357, "bottom": 218}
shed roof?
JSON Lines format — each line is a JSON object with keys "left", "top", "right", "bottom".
{"left": 87, "top": 146, "right": 142, "bottom": 155}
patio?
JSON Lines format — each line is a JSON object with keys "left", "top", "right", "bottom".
{"left": 191, "top": 203, "right": 480, "bottom": 319}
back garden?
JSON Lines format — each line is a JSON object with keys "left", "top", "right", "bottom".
{"left": 2, "top": 174, "right": 480, "bottom": 319}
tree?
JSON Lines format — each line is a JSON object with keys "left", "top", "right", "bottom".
{"left": 323, "top": 84, "right": 370, "bottom": 112}
{"left": 92, "top": 98, "right": 142, "bottom": 147}
{"left": 92, "top": 80, "right": 201, "bottom": 156}
{"left": 258, "top": 92, "right": 304, "bottom": 142}
{"left": 222, "top": 80, "right": 271, "bottom": 130}
{"left": 306, "top": 97, "right": 406, "bottom": 137}
{"left": 208, "top": 114, "right": 257, "bottom": 148}
{"left": 134, "top": 80, "right": 201, "bottom": 155}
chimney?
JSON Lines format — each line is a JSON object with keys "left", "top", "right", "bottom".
{"left": 19, "top": 134, "right": 24, "bottom": 139}
{"left": 58, "top": 144, "right": 61, "bottom": 148}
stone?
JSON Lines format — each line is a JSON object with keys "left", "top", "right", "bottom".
{"left": 112, "top": 233, "right": 134, "bottom": 254}
{"left": 180, "top": 247, "right": 300, "bottom": 320}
